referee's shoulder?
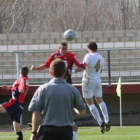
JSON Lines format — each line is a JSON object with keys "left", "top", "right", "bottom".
{"left": 39, "top": 83, "right": 49, "bottom": 90}
{"left": 65, "top": 83, "right": 79, "bottom": 91}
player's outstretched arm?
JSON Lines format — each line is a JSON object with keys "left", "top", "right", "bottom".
{"left": 68, "top": 67, "right": 85, "bottom": 74}
{"left": 31, "top": 64, "right": 47, "bottom": 71}
{"left": 23, "top": 86, "right": 29, "bottom": 96}
{"left": 2, "top": 85, "right": 11, "bottom": 90}
{"left": 75, "top": 67, "right": 85, "bottom": 73}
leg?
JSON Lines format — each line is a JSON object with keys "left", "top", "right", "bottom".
{"left": 85, "top": 98, "right": 103, "bottom": 125}
{"left": 72, "top": 122, "right": 78, "bottom": 140}
{"left": 84, "top": 98, "right": 105, "bottom": 133}
{"left": 13, "top": 120, "right": 23, "bottom": 140}
{"left": 12, "top": 103, "right": 24, "bottom": 140}
{"left": 96, "top": 97, "right": 109, "bottom": 123}
{"left": 0, "top": 105, "right": 7, "bottom": 113}
{"left": 82, "top": 78, "right": 105, "bottom": 133}
{"left": 13, "top": 120, "right": 21, "bottom": 132}
{"left": 96, "top": 97, "right": 111, "bottom": 132}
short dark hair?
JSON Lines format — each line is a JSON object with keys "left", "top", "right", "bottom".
{"left": 21, "top": 66, "right": 29, "bottom": 77}
{"left": 87, "top": 41, "right": 98, "bottom": 51}
{"left": 50, "top": 60, "right": 66, "bottom": 78}
{"left": 61, "top": 40, "right": 68, "bottom": 47}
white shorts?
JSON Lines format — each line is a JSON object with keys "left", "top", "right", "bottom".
{"left": 82, "top": 77, "right": 102, "bottom": 98}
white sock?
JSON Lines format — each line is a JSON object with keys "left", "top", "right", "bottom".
{"left": 73, "top": 131, "right": 77, "bottom": 140}
{"left": 89, "top": 104, "right": 103, "bottom": 126}
{"left": 99, "top": 102, "right": 109, "bottom": 123}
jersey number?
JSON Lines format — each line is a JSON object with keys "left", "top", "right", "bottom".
{"left": 94, "top": 60, "right": 100, "bottom": 72}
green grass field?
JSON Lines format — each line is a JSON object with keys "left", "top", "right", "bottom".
{"left": 0, "top": 126, "right": 140, "bottom": 140}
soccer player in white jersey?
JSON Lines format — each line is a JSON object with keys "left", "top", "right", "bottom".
{"left": 82, "top": 41, "right": 111, "bottom": 134}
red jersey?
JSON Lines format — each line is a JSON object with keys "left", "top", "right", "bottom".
{"left": 44, "top": 51, "right": 85, "bottom": 84}
{"left": 44, "top": 51, "right": 84, "bottom": 69}
{"left": 11, "top": 76, "right": 29, "bottom": 103}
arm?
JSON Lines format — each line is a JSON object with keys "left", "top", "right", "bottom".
{"left": 2, "top": 85, "right": 11, "bottom": 90}
{"left": 31, "top": 64, "right": 47, "bottom": 71}
{"left": 75, "top": 60, "right": 87, "bottom": 72}
{"left": 31, "top": 53, "right": 54, "bottom": 71}
{"left": 73, "top": 108, "right": 86, "bottom": 116}
{"left": 68, "top": 54, "right": 85, "bottom": 74}
{"left": 30, "top": 111, "right": 41, "bottom": 140}
{"left": 73, "top": 87, "right": 86, "bottom": 116}
{"left": 32, "top": 111, "right": 41, "bottom": 132}
{"left": 75, "top": 67, "right": 85, "bottom": 72}
{"left": 24, "top": 86, "right": 29, "bottom": 96}
{"left": 83, "top": 62, "right": 87, "bottom": 67}
{"left": 68, "top": 67, "right": 84, "bottom": 74}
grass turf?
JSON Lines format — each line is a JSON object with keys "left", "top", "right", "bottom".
{"left": 0, "top": 126, "right": 140, "bottom": 140}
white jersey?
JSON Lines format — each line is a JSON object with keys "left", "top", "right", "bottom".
{"left": 83, "top": 52, "right": 105, "bottom": 80}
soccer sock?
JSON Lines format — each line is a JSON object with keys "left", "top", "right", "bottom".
{"left": 73, "top": 131, "right": 77, "bottom": 140}
{"left": 89, "top": 104, "right": 103, "bottom": 126}
{"left": 99, "top": 102, "right": 109, "bottom": 123}
{"left": 16, "top": 131, "right": 23, "bottom": 140}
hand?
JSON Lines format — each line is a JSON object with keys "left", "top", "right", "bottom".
{"left": 2, "top": 85, "right": 10, "bottom": 90}
{"left": 31, "top": 65, "right": 36, "bottom": 71}
{"left": 68, "top": 69, "right": 72, "bottom": 74}
{"left": 30, "top": 134, "right": 38, "bottom": 140}
{"left": 64, "top": 69, "right": 69, "bottom": 80}
{"left": 2, "top": 85, "right": 6, "bottom": 89}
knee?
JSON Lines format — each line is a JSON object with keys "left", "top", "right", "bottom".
{"left": 72, "top": 124, "right": 78, "bottom": 132}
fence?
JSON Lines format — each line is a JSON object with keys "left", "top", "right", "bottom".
{"left": 0, "top": 48, "right": 140, "bottom": 86}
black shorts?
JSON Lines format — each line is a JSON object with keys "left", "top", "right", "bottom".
{"left": 2, "top": 99, "right": 24, "bottom": 123}
{"left": 38, "top": 125, "right": 73, "bottom": 140}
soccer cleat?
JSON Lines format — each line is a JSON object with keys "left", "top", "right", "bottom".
{"left": 100, "top": 122, "right": 106, "bottom": 134}
{"left": 27, "top": 123, "right": 32, "bottom": 127}
{"left": 105, "top": 122, "right": 111, "bottom": 132}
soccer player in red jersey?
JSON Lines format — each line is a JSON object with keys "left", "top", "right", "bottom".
{"left": 0, "top": 67, "right": 29, "bottom": 140}
{"left": 31, "top": 41, "right": 85, "bottom": 84}
{"left": 31, "top": 41, "right": 85, "bottom": 140}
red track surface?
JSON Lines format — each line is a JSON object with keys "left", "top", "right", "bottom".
{"left": 1, "top": 83, "right": 140, "bottom": 95}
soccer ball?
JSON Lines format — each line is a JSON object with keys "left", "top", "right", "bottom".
{"left": 63, "top": 29, "right": 76, "bottom": 41}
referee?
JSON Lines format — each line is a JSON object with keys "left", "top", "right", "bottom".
{"left": 28, "top": 59, "right": 86, "bottom": 140}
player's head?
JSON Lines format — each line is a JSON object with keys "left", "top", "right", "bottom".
{"left": 20, "top": 66, "right": 29, "bottom": 77}
{"left": 87, "top": 41, "right": 98, "bottom": 52}
{"left": 59, "top": 40, "right": 68, "bottom": 55}
{"left": 50, "top": 59, "right": 66, "bottom": 78}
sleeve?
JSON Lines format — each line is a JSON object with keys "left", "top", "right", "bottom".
{"left": 83, "top": 54, "right": 89, "bottom": 65}
{"left": 28, "top": 86, "right": 43, "bottom": 112}
{"left": 44, "top": 54, "right": 53, "bottom": 68}
{"left": 73, "top": 54, "right": 85, "bottom": 68}
{"left": 73, "top": 88, "right": 85, "bottom": 111}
